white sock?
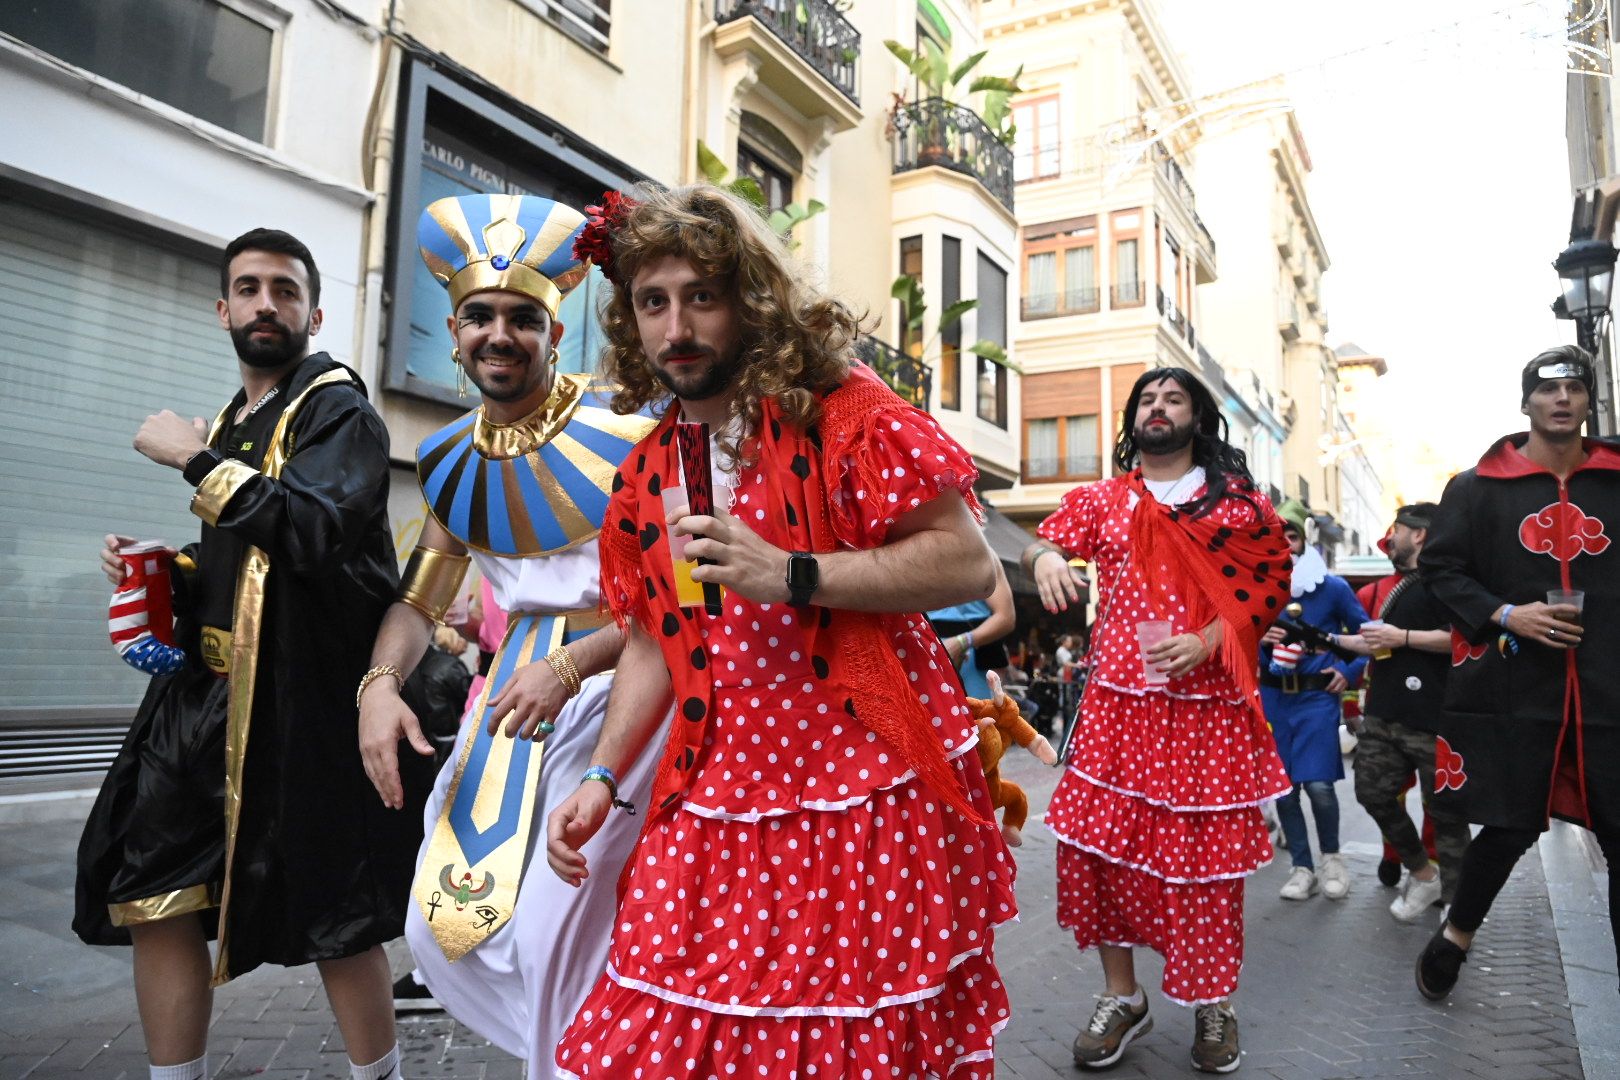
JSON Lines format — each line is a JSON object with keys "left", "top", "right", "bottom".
{"left": 351, "top": 1044, "right": 403, "bottom": 1080}
{"left": 1117, "top": 987, "right": 1145, "bottom": 1007}
{"left": 150, "top": 1055, "right": 206, "bottom": 1080}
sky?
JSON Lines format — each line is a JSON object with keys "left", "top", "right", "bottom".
{"left": 1158, "top": 0, "right": 1584, "bottom": 476}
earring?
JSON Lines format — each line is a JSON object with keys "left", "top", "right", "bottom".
{"left": 548, "top": 346, "right": 561, "bottom": 368}
{"left": 451, "top": 347, "right": 467, "bottom": 398}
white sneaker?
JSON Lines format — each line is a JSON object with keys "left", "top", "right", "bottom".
{"left": 1319, "top": 853, "right": 1350, "bottom": 900}
{"left": 1279, "top": 866, "right": 1318, "bottom": 900}
{"left": 1390, "top": 872, "right": 1444, "bottom": 922}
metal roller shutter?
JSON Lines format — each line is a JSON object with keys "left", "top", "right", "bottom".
{"left": 0, "top": 194, "right": 234, "bottom": 778}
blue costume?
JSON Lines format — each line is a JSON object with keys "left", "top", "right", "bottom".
{"left": 1260, "top": 572, "right": 1368, "bottom": 783}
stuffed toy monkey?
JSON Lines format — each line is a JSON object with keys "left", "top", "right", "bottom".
{"left": 968, "top": 671, "right": 1059, "bottom": 846}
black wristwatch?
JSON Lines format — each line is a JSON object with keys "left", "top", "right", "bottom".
{"left": 183, "top": 448, "right": 225, "bottom": 486}
{"left": 785, "top": 551, "right": 819, "bottom": 607}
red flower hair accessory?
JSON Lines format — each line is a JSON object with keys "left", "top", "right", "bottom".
{"left": 573, "top": 189, "right": 637, "bottom": 286}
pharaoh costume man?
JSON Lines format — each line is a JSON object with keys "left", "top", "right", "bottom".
{"left": 75, "top": 353, "right": 428, "bottom": 985}
{"left": 400, "top": 193, "right": 660, "bottom": 1065}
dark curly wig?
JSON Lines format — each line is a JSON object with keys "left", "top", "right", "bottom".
{"left": 595, "top": 183, "right": 862, "bottom": 464}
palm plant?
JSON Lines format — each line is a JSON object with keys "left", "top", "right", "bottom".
{"left": 697, "top": 141, "right": 826, "bottom": 244}
{"left": 883, "top": 39, "right": 1023, "bottom": 148}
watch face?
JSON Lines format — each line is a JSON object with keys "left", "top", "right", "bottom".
{"left": 788, "top": 553, "right": 818, "bottom": 588}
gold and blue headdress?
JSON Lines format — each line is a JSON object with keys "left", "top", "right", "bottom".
{"left": 417, "top": 194, "right": 589, "bottom": 315}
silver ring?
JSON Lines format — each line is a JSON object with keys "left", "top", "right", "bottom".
{"left": 1549, "top": 629, "right": 1558, "bottom": 639}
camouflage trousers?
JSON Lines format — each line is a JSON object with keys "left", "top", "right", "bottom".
{"left": 1353, "top": 714, "right": 1472, "bottom": 902}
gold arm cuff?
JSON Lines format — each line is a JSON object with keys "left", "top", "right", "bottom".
{"left": 544, "top": 646, "right": 583, "bottom": 698}
{"left": 397, "top": 546, "right": 471, "bottom": 623}
{"left": 191, "top": 458, "right": 259, "bottom": 526}
{"left": 108, "top": 882, "right": 219, "bottom": 927}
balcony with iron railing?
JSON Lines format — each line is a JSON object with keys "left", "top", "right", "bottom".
{"left": 1021, "top": 287, "right": 1100, "bottom": 320}
{"left": 853, "top": 336, "right": 931, "bottom": 408}
{"left": 1156, "top": 151, "right": 1216, "bottom": 256}
{"left": 891, "top": 97, "right": 1015, "bottom": 214}
{"left": 715, "top": 0, "right": 860, "bottom": 105}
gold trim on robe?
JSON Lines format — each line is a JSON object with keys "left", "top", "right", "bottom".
{"left": 108, "top": 882, "right": 219, "bottom": 927}
{"left": 191, "top": 459, "right": 258, "bottom": 526}
{"left": 210, "top": 367, "right": 354, "bottom": 987}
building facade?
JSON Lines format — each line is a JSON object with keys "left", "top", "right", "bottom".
{"left": 0, "top": 0, "right": 380, "bottom": 777}
{"left": 0, "top": 0, "right": 1029, "bottom": 777}
{"left": 978, "top": 0, "right": 1226, "bottom": 526}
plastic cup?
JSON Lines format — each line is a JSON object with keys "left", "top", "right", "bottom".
{"left": 1547, "top": 589, "right": 1584, "bottom": 625}
{"left": 1361, "top": 618, "right": 1392, "bottom": 660}
{"left": 1136, "top": 620, "right": 1173, "bottom": 685}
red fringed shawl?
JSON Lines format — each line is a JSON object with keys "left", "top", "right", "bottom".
{"left": 599, "top": 367, "right": 989, "bottom": 826}
{"left": 1121, "top": 471, "right": 1291, "bottom": 705}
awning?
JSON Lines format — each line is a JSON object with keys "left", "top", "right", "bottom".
{"left": 981, "top": 503, "right": 1042, "bottom": 595}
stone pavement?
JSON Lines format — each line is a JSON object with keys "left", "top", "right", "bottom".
{"left": 1, "top": 747, "right": 1611, "bottom": 1079}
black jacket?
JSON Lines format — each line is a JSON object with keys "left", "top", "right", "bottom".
{"left": 1421, "top": 433, "right": 1620, "bottom": 831}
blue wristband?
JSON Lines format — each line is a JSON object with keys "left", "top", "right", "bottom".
{"left": 582, "top": 765, "right": 637, "bottom": 815}
{"left": 1499, "top": 604, "right": 1515, "bottom": 629}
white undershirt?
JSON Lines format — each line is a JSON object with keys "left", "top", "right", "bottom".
{"left": 1131, "top": 465, "right": 1206, "bottom": 510}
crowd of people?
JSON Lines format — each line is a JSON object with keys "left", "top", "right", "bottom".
{"left": 73, "top": 181, "right": 1616, "bottom": 1079}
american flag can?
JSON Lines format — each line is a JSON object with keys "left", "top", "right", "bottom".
{"left": 109, "top": 541, "right": 185, "bottom": 674}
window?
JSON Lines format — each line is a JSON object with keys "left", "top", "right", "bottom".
{"left": 0, "top": 0, "right": 276, "bottom": 141}
{"left": 1022, "top": 217, "right": 1098, "bottom": 318}
{"left": 898, "top": 234, "right": 923, "bottom": 362}
{"left": 389, "top": 72, "right": 641, "bottom": 403}
{"left": 736, "top": 141, "right": 793, "bottom": 215}
{"left": 975, "top": 253, "right": 1008, "bottom": 428}
{"left": 1021, "top": 414, "right": 1101, "bottom": 481}
{"left": 1158, "top": 228, "right": 1183, "bottom": 331}
{"left": 1012, "top": 96, "right": 1060, "bottom": 182}
{"left": 1110, "top": 210, "right": 1143, "bottom": 307}
{"left": 940, "top": 236, "right": 961, "bottom": 411}
{"left": 521, "top": 0, "right": 612, "bottom": 54}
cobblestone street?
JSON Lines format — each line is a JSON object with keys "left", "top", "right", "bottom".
{"left": 2, "top": 747, "right": 1613, "bottom": 1079}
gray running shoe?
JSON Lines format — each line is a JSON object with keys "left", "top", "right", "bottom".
{"left": 1072, "top": 992, "right": 1152, "bottom": 1070}
{"left": 1191, "top": 1002, "right": 1241, "bottom": 1073}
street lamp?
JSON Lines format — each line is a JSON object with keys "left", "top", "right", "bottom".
{"left": 1552, "top": 237, "right": 1619, "bottom": 352}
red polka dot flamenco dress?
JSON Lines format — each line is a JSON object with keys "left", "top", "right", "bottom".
{"left": 1037, "top": 476, "right": 1292, "bottom": 1005}
{"left": 556, "top": 393, "right": 1017, "bottom": 1079}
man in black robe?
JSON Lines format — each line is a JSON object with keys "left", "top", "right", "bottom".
{"left": 75, "top": 229, "right": 432, "bottom": 1080}
{"left": 1415, "top": 345, "right": 1620, "bottom": 1001}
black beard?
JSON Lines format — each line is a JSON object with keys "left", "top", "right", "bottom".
{"left": 1136, "top": 417, "right": 1195, "bottom": 456}
{"left": 230, "top": 318, "right": 309, "bottom": 369}
{"left": 652, "top": 346, "right": 740, "bottom": 402}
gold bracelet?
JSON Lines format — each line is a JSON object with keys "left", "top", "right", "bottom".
{"left": 544, "top": 646, "right": 583, "bottom": 698}
{"left": 356, "top": 664, "right": 403, "bottom": 710}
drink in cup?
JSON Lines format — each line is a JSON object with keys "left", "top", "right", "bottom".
{"left": 1136, "top": 620, "right": 1173, "bottom": 685}
{"left": 1547, "top": 589, "right": 1584, "bottom": 626}
{"left": 1361, "top": 619, "right": 1392, "bottom": 660}
{"left": 1548, "top": 590, "right": 1584, "bottom": 647}
{"left": 661, "top": 486, "right": 708, "bottom": 608}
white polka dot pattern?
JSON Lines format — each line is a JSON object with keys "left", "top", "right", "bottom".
{"left": 555, "top": 405, "right": 1013, "bottom": 1078}
{"left": 1037, "top": 477, "right": 1292, "bottom": 1006}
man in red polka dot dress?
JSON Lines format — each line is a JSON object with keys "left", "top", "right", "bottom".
{"left": 1025, "top": 367, "right": 1293, "bottom": 1073}
{"left": 543, "top": 183, "right": 1018, "bottom": 1079}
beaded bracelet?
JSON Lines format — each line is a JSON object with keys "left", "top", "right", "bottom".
{"left": 582, "top": 765, "right": 637, "bottom": 815}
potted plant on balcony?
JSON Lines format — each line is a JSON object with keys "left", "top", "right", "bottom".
{"left": 883, "top": 39, "right": 1023, "bottom": 165}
